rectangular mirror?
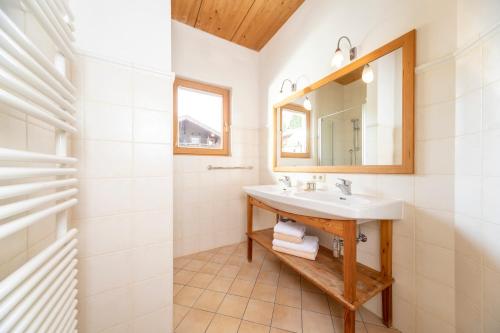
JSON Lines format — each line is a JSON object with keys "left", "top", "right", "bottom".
{"left": 273, "top": 30, "right": 415, "bottom": 173}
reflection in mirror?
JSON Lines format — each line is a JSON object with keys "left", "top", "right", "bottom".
{"left": 277, "top": 48, "right": 403, "bottom": 167}
{"left": 280, "top": 104, "right": 310, "bottom": 158}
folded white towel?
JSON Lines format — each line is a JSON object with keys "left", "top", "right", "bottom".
{"left": 272, "top": 235, "right": 319, "bottom": 254}
{"left": 273, "top": 221, "right": 306, "bottom": 239}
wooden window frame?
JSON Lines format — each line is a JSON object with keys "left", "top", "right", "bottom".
{"left": 173, "top": 78, "right": 231, "bottom": 156}
{"left": 279, "top": 103, "right": 311, "bottom": 158}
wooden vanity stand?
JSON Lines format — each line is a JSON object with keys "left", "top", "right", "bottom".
{"left": 246, "top": 195, "right": 394, "bottom": 333}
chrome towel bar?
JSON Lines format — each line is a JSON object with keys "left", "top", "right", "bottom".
{"left": 207, "top": 165, "right": 253, "bottom": 170}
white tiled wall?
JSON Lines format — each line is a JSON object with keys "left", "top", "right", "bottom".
{"left": 454, "top": 16, "right": 500, "bottom": 332}
{"left": 0, "top": 2, "right": 61, "bottom": 279}
{"left": 171, "top": 22, "right": 260, "bottom": 257}
{"left": 71, "top": 54, "right": 174, "bottom": 332}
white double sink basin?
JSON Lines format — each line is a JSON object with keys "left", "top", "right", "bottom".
{"left": 243, "top": 185, "right": 403, "bottom": 222}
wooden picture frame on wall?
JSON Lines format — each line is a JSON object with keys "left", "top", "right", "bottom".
{"left": 273, "top": 30, "right": 416, "bottom": 174}
{"left": 279, "top": 103, "right": 311, "bottom": 158}
{"left": 173, "top": 78, "right": 231, "bottom": 156}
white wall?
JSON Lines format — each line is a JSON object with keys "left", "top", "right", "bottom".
{"left": 71, "top": 0, "right": 171, "bottom": 73}
{"left": 171, "top": 22, "right": 260, "bottom": 257}
{"left": 257, "top": 0, "right": 458, "bottom": 332}
{"left": 454, "top": 1, "right": 500, "bottom": 332}
{"left": 70, "top": 1, "right": 174, "bottom": 331}
{"left": 0, "top": 0, "right": 65, "bottom": 279}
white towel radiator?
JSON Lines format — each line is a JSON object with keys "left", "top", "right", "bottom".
{"left": 0, "top": 1, "right": 78, "bottom": 332}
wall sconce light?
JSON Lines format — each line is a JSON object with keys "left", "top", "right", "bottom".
{"left": 279, "top": 79, "right": 297, "bottom": 94}
{"left": 303, "top": 96, "right": 312, "bottom": 110}
{"left": 331, "top": 36, "right": 357, "bottom": 68}
{"left": 362, "top": 64, "right": 374, "bottom": 83}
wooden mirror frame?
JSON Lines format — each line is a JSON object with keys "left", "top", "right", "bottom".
{"left": 279, "top": 103, "right": 311, "bottom": 158}
{"left": 272, "top": 30, "right": 415, "bottom": 174}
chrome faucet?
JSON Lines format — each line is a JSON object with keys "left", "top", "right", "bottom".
{"left": 278, "top": 176, "right": 292, "bottom": 189}
{"left": 336, "top": 178, "right": 352, "bottom": 195}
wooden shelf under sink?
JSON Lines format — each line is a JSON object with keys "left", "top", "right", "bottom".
{"left": 248, "top": 228, "right": 393, "bottom": 310}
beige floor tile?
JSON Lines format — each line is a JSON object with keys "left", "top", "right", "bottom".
{"left": 275, "top": 287, "right": 301, "bottom": 308}
{"left": 278, "top": 273, "right": 301, "bottom": 290}
{"left": 301, "top": 290, "right": 330, "bottom": 314}
{"left": 261, "top": 260, "right": 281, "bottom": 273}
{"left": 251, "top": 283, "right": 277, "bottom": 302}
{"left": 193, "top": 289, "right": 226, "bottom": 312}
{"left": 227, "top": 255, "right": 246, "bottom": 266}
{"left": 206, "top": 314, "right": 241, "bottom": 333}
{"left": 218, "top": 294, "right": 249, "bottom": 318}
{"left": 184, "top": 259, "right": 207, "bottom": 272}
{"left": 207, "top": 276, "right": 234, "bottom": 293}
{"left": 301, "top": 277, "right": 324, "bottom": 294}
{"left": 359, "top": 307, "right": 385, "bottom": 326}
{"left": 280, "top": 265, "right": 297, "bottom": 276}
{"left": 328, "top": 298, "right": 343, "bottom": 317}
{"left": 302, "top": 310, "right": 334, "bottom": 333}
{"left": 173, "top": 283, "right": 184, "bottom": 296}
{"left": 200, "top": 262, "right": 224, "bottom": 274}
{"left": 271, "top": 304, "right": 302, "bottom": 333}
{"left": 233, "top": 247, "right": 248, "bottom": 257}
{"left": 252, "top": 252, "right": 266, "bottom": 264}
{"left": 218, "top": 264, "right": 241, "bottom": 278}
{"left": 229, "top": 279, "right": 256, "bottom": 297}
{"left": 270, "top": 328, "right": 292, "bottom": 333}
{"left": 173, "top": 258, "right": 191, "bottom": 269}
{"left": 173, "top": 304, "right": 190, "bottom": 329}
{"left": 364, "top": 323, "right": 400, "bottom": 333}
{"left": 365, "top": 323, "right": 400, "bottom": 332}
{"left": 218, "top": 245, "right": 238, "bottom": 255}
{"left": 237, "top": 265, "right": 260, "bottom": 281}
{"left": 211, "top": 253, "right": 231, "bottom": 264}
{"left": 187, "top": 272, "right": 216, "bottom": 288}
{"left": 257, "top": 270, "right": 280, "bottom": 286}
{"left": 174, "top": 269, "right": 194, "bottom": 284}
{"left": 174, "top": 286, "right": 204, "bottom": 307}
{"left": 194, "top": 251, "right": 215, "bottom": 261}
{"left": 333, "top": 317, "right": 367, "bottom": 333}
{"left": 172, "top": 244, "right": 393, "bottom": 333}
{"left": 243, "top": 299, "right": 274, "bottom": 325}
{"left": 175, "top": 308, "right": 214, "bottom": 333}
{"left": 238, "top": 320, "right": 270, "bottom": 333}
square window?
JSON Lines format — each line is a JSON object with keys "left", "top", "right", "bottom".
{"left": 174, "top": 78, "right": 230, "bottom": 155}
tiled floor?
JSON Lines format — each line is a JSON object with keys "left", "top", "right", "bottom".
{"left": 173, "top": 241, "right": 400, "bottom": 333}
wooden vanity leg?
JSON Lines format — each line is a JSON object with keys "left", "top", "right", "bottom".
{"left": 343, "top": 221, "right": 357, "bottom": 333}
{"left": 246, "top": 196, "right": 253, "bottom": 262}
{"left": 380, "top": 220, "right": 393, "bottom": 327}
{"left": 344, "top": 308, "right": 356, "bottom": 333}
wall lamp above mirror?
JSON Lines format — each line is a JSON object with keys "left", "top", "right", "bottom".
{"left": 274, "top": 30, "right": 416, "bottom": 174}
{"left": 279, "top": 77, "right": 312, "bottom": 111}
{"left": 331, "top": 36, "right": 357, "bottom": 68}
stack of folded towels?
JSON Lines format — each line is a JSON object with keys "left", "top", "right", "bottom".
{"left": 272, "top": 221, "right": 319, "bottom": 260}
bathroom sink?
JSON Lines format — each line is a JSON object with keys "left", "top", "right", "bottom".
{"left": 243, "top": 185, "right": 403, "bottom": 221}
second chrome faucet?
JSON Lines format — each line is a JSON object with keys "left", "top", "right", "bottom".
{"left": 336, "top": 178, "right": 352, "bottom": 195}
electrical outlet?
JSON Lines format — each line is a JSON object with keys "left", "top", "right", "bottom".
{"left": 311, "top": 174, "right": 326, "bottom": 182}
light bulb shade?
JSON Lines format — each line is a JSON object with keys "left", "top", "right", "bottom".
{"left": 331, "top": 48, "right": 344, "bottom": 68}
{"left": 362, "top": 64, "right": 374, "bottom": 83}
{"left": 303, "top": 97, "right": 312, "bottom": 110}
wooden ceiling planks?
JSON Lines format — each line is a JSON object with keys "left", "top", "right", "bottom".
{"left": 172, "top": 0, "right": 203, "bottom": 26}
{"left": 171, "top": 0, "right": 304, "bottom": 51}
{"left": 195, "top": 0, "right": 255, "bottom": 41}
{"left": 232, "top": 0, "right": 304, "bottom": 51}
